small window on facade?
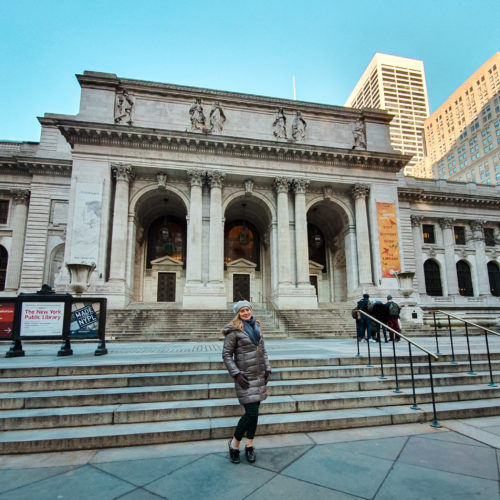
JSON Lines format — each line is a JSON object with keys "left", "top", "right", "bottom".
{"left": 454, "top": 226, "right": 466, "bottom": 245}
{"left": 484, "top": 228, "right": 496, "bottom": 246}
{"left": 422, "top": 224, "right": 435, "bottom": 244}
{"left": 0, "top": 200, "right": 9, "bottom": 224}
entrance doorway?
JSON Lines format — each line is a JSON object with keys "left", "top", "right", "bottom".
{"left": 233, "top": 274, "right": 250, "bottom": 301}
{"left": 310, "top": 275, "right": 318, "bottom": 297}
{"left": 157, "top": 272, "right": 176, "bottom": 302}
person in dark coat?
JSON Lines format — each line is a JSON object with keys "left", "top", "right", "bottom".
{"left": 371, "top": 300, "right": 389, "bottom": 342}
{"left": 222, "top": 300, "right": 271, "bottom": 464}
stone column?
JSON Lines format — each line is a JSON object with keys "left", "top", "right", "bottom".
{"left": 410, "top": 215, "right": 427, "bottom": 293}
{"left": 109, "top": 164, "right": 133, "bottom": 282}
{"left": 206, "top": 170, "right": 225, "bottom": 284}
{"left": 293, "top": 178, "right": 311, "bottom": 286}
{"left": 274, "top": 177, "right": 292, "bottom": 286}
{"left": 4, "top": 189, "right": 30, "bottom": 291}
{"left": 470, "top": 220, "right": 490, "bottom": 296}
{"left": 185, "top": 169, "right": 204, "bottom": 284}
{"left": 439, "top": 218, "right": 459, "bottom": 296}
{"left": 352, "top": 184, "right": 373, "bottom": 286}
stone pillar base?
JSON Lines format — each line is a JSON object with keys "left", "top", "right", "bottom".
{"left": 400, "top": 301, "right": 424, "bottom": 325}
{"left": 273, "top": 284, "right": 318, "bottom": 310}
{"left": 183, "top": 283, "right": 227, "bottom": 309}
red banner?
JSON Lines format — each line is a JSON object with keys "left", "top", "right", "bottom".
{"left": 0, "top": 303, "right": 15, "bottom": 338}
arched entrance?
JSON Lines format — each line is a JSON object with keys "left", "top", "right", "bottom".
{"left": 307, "top": 200, "right": 349, "bottom": 303}
{"left": 224, "top": 196, "right": 272, "bottom": 305}
{"left": 132, "top": 188, "right": 188, "bottom": 303}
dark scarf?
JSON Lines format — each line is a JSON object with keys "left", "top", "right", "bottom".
{"left": 243, "top": 317, "right": 261, "bottom": 345}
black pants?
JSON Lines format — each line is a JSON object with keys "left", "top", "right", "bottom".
{"left": 234, "top": 402, "right": 260, "bottom": 441}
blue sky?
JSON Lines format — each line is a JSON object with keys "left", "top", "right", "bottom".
{"left": 1, "top": 0, "right": 499, "bottom": 142}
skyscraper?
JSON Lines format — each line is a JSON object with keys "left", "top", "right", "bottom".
{"left": 345, "top": 53, "right": 430, "bottom": 175}
{"left": 420, "top": 52, "right": 500, "bottom": 184}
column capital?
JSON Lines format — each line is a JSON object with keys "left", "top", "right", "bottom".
{"left": 470, "top": 219, "right": 487, "bottom": 233}
{"left": 112, "top": 164, "right": 134, "bottom": 182}
{"left": 206, "top": 169, "right": 226, "bottom": 189}
{"left": 274, "top": 177, "right": 292, "bottom": 194}
{"left": 438, "top": 217, "right": 455, "bottom": 230}
{"left": 10, "top": 189, "right": 30, "bottom": 205}
{"left": 410, "top": 215, "right": 425, "bottom": 227}
{"left": 292, "top": 178, "right": 310, "bottom": 194}
{"left": 156, "top": 172, "right": 167, "bottom": 190}
{"left": 186, "top": 168, "right": 205, "bottom": 187}
{"left": 351, "top": 183, "right": 370, "bottom": 200}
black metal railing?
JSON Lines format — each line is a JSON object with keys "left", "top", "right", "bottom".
{"left": 429, "top": 309, "right": 500, "bottom": 387}
{"left": 354, "top": 309, "right": 441, "bottom": 427}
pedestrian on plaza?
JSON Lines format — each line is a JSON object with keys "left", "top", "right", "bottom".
{"left": 386, "top": 295, "right": 401, "bottom": 341}
{"left": 371, "top": 300, "right": 389, "bottom": 342}
{"left": 222, "top": 300, "right": 271, "bottom": 464}
{"left": 355, "top": 293, "right": 376, "bottom": 342}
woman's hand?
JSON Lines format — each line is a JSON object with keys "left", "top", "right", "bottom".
{"left": 265, "top": 370, "right": 271, "bottom": 384}
{"left": 234, "top": 372, "right": 250, "bottom": 389}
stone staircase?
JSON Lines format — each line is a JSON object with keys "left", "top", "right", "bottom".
{"left": 106, "top": 308, "right": 287, "bottom": 341}
{"left": 2, "top": 351, "right": 500, "bottom": 454}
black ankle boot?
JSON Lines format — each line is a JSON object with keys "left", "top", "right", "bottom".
{"left": 245, "top": 446, "right": 256, "bottom": 463}
{"left": 228, "top": 440, "right": 240, "bottom": 464}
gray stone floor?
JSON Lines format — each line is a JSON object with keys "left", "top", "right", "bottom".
{"left": 2, "top": 338, "right": 500, "bottom": 499}
{"left": 0, "top": 419, "right": 499, "bottom": 499}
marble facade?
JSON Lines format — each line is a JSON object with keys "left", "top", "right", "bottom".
{"left": 1, "top": 71, "right": 500, "bottom": 316}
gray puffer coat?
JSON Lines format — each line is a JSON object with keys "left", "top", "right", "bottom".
{"left": 222, "top": 319, "right": 271, "bottom": 405}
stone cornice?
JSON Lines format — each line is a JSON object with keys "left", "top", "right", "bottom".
{"left": 49, "top": 119, "right": 409, "bottom": 172}
{"left": 76, "top": 71, "right": 392, "bottom": 124}
{"left": 0, "top": 156, "right": 72, "bottom": 177}
{"left": 398, "top": 187, "right": 500, "bottom": 208}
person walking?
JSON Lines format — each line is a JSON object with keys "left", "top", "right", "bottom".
{"left": 386, "top": 295, "right": 401, "bottom": 341}
{"left": 355, "top": 293, "right": 375, "bottom": 342}
{"left": 222, "top": 300, "right": 271, "bottom": 464}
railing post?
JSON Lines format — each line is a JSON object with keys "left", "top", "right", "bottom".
{"left": 464, "top": 323, "right": 476, "bottom": 375}
{"left": 378, "top": 335, "right": 386, "bottom": 379}
{"left": 447, "top": 316, "right": 457, "bottom": 364}
{"left": 408, "top": 343, "right": 420, "bottom": 410}
{"left": 432, "top": 311, "right": 441, "bottom": 355}
{"left": 366, "top": 332, "right": 373, "bottom": 367}
{"left": 391, "top": 336, "right": 401, "bottom": 393}
{"left": 484, "top": 330, "right": 497, "bottom": 387}
{"left": 428, "top": 354, "right": 441, "bottom": 428}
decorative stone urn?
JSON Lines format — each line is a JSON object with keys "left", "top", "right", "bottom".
{"left": 394, "top": 271, "right": 415, "bottom": 298}
{"left": 66, "top": 262, "right": 95, "bottom": 295}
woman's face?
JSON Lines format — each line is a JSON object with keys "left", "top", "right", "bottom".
{"left": 238, "top": 306, "right": 252, "bottom": 321}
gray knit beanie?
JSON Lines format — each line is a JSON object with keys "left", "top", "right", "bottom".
{"left": 233, "top": 300, "right": 252, "bottom": 315}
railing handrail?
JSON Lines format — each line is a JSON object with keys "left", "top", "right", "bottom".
{"left": 355, "top": 309, "right": 439, "bottom": 360}
{"left": 428, "top": 309, "right": 500, "bottom": 337}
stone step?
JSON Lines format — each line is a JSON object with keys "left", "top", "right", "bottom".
{"left": 2, "top": 384, "right": 499, "bottom": 431}
{"left": 1, "top": 359, "right": 498, "bottom": 392}
{"left": 2, "top": 370, "right": 498, "bottom": 410}
{"left": 3, "top": 397, "right": 500, "bottom": 454}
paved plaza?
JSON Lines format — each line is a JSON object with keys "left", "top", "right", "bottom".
{"left": 1, "top": 338, "right": 500, "bottom": 499}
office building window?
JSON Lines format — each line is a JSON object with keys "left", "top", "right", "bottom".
{"left": 484, "top": 228, "right": 496, "bottom": 246}
{"left": 0, "top": 200, "right": 8, "bottom": 225}
{"left": 423, "top": 224, "right": 435, "bottom": 244}
{"left": 454, "top": 226, "right": 466, "bottom": 245}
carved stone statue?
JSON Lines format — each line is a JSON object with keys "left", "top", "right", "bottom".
{"left": 114, "top": 90, "right": 135, "bottom": 125}
{"left": 189, "top": 98, "right": 206, "bottom": 131}
{"left": 352, "top": 118, "right": 366, "bottom": 149}
{"left": 273, "top": 108, "right": 287, "bottom": 140}
{"left": 291, "top": 111, "right": 306, "bottom": 142}
{"left": 209, "top": 101, "right": 226, "bottom": 133}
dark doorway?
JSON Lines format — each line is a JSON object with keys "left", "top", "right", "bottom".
{"left": 233, "top": 274, "right": 250, "bottom": 301}
{"left": 424, "top": 259, "right": 443, "bottom": 296}
{"left": 157, "top": 272, "right": 176, "bottom": 302}
{"left": 457, "top": 260, "right": 473, "bottom": 296}
{"left": 488, "top": 261, "right": 500, "bottom": 296}
{"left": 310, "top": 275, "right": 318, "bottom": 298}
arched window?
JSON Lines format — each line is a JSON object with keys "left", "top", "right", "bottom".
{"left": 487, "top": 261, "right": 500, "bottom": 296}
{"left": 224, "top": 220, "right": 260, "bottom": 270}
{"left": 457, "top": 260, "right": 473, "bottom": 296}
{"left": 424, "top": 259, "right": 442, "bottom": 296}
{"left": 0, "top": 246, "right": 7, "bottom": 291}
{"left": 146, "top": 216, "right": 186, "bottom": 268}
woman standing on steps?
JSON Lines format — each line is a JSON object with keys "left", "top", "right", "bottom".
{"left": 222, "top": 300, "right": 271, "bottom": 464}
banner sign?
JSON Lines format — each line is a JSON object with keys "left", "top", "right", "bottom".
{"left": 377, "top": 202, "right": 401, "bottom": 278}
{"left": 0, "top": 303, "right": 15, "bottom": 338}
{"left": 20, "top": 302, "right": 65, "bottom": 337}
{"left": 70, "top": 301, "right": 101, "bottom": 338}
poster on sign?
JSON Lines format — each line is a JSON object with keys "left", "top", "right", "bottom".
{"left": 20, "top": 302, "right": 65, "bottom": 337}
{"left": 70, "top": 301, "right": 100, "bottom": 338}
{"left": 0, "top": 302, "right": 15, "bottom": 339}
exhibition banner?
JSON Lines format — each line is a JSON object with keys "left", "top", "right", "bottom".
{"left": 377, "top": 202, "right": 401, "bottom": 278}
{"left": 70, "top": 301, "right": 101, "bottom": 338}
{"left": 20, "top": 302, "right": 65, "bottom": 337}
{"left": 0, "top": 303, "right": 15, "bottom": 338}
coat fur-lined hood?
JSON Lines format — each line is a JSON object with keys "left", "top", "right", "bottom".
{"left": 221, "top": 318, "right": 261, "bottom": 336}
